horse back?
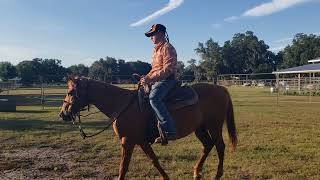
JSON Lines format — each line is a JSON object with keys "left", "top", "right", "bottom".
{"left": 191, "top": 83, "right": 231, "bottom": 126}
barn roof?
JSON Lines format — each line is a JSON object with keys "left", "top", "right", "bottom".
{"left": 308, "top": 57, "right": 320, "bottom": 63}
{"left": 273, "top": 63, "right": 320, "bottom": 74}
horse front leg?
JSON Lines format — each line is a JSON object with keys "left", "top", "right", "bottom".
{"left": 140, "top": 143, "right": 169, "bottom": 180}
{"left": 118, "top": 137, "right": 135, "bottom": 180}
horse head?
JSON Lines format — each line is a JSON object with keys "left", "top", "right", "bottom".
{"left": 59, "top": 76, "right": 90, "bottom": 122}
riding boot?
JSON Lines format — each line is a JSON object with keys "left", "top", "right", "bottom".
{"left": 154, "top": 122, "right": 177, "bottom": 145}
{"left": 155, "top": 123, "right": 168, "bottom": 145}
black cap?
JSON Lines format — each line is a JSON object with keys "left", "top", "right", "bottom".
{"left": 145, "top": 24, "right": 166, "bottom": 37}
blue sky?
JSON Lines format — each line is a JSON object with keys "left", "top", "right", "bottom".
{"left": 0, "top": 0, "right": 319, "bottom": 67}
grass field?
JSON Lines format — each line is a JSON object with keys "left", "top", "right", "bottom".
{"left": 0, "top": 86, "right": 320, "bottom": 179}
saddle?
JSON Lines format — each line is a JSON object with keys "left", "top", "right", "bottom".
{"left": 137, "top": 81, "right": 199, "bottom": 112}
{"left": 137, "top": 81, "right": 199, "bottom": 144}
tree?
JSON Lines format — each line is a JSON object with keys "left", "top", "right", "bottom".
{"left": 194, "top": 66, "right": 205, "bottom": 82}
{"left": 281, "top": 33, "right": 320, "bottom": 68}
{"left": 225, "top": 31, "right": 276, "bottom": 74}
{"left": 176, "top": 61, "right": 185, "bottom": 79}
{"left": 16, "top": 58, "right": 67, "bottom": 85}
{"left": 182, "top": 59, "right": 198, "bottom": 81}
{"left": 16, "top": 60, "right": 42, "bottom": 85}
{"left": 275, "top": 51, "right": 284, "bottom": 70}
{"left": 68, "top": 64, "right": 89, "bottom": 76}
{"left": 89, "top": 58, "right": 108, "bottom": 81}
{"left": 221, "top": 41, "right": 236, "bottom": 74}
{"left": 89, "top": 57, "right": 119, "bottom": 82}
{"left": 118, "top": 59, "right": 133, "bottom": 79}
{"left": 195, "top": 38, "right": 223, "bottom": 81}
{"left": 187, "top": 58, "right": 197, "bottom": 74}
{"left": 37, "top": 58, "right": 67, "bottom": 83}
{"left": 0, "top": 62, "right": 17, "bottom": 81}
{"left": 126, "top": 60, "right": 151, "bottom": 75}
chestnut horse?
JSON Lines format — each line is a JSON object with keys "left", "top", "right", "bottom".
{"left": 59, "top": 77, "right": 237, "bottom": 180}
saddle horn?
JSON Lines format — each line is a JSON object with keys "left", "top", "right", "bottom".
{"left": 132, "top": 73, "right": 141, "bottom": 82}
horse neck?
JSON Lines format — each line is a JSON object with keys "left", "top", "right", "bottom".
{"left": 87, "top": 80, "right": 134, "bottom": 118}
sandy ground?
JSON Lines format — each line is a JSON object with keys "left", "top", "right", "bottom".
{"left": 0, "top": 146, "right": 115, "bottom": 180}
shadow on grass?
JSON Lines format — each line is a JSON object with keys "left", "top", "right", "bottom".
{"left": 0, "top": 119, "right": 62, "bottom": 131}
{"left": 11, "top": 110, "right": 51, "bottom": 113}
{"left": 0, "top": 95, "right": 64, "bottom": 106}
{"left": 0, "top": 119, "right": 110, "bottom": 132}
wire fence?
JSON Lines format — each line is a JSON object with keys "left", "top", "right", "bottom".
{"left": 1, "top": 74, "right": 320, "bottom": 111}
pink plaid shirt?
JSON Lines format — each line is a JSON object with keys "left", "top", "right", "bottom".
{"left": 146, "top": 41, "right": 177, "bottom": 83}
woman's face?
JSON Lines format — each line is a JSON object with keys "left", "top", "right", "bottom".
{"left": 151, "top": 32, "right": 165, "bottom": 44}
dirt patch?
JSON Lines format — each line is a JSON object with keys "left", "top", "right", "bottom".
{"left": 0, "top": 159, "right": 33, "bottom": 171}
{"left": 0, "top": 146, "right": 112, "bottom": 179}
{"left": 239, "top": 170, "right": 254, "bottom": 180}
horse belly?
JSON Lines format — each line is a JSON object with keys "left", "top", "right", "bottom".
{"left": 171, "top": 103, "right": 202, "bottom": 138}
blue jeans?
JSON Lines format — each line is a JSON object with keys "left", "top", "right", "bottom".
{"left": 149, "top": 80, "right": 178, "bottom": 135}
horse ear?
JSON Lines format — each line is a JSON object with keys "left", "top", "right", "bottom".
{"left": 67, "top": 75, "right": 75, "bottom": 83}
{"left": 67, "top": 75, "right": 77, "bottom": 90}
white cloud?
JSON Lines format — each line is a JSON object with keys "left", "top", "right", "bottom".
{"left": 271, "top": 36, "right": 295, "bottom": 52}
{"left": 274, "top": 37, "right": 293, "bottom": 43}
{"left": 77, "top": 57, "right": 98, "bottom": 66}
{"left": 243, "top": 0, "right": 311, "bottom": 17}
{"left": 211, "top": 23, "right": 222, "bottom": 29}
{"left": 270, "top": 45, "right": 288, "bottom": 52}
{"left": 224, "top": 0, "right": 312, "bottom": 22}
{"left": 314, "top": 32, "right": 320, "bottom": 35}
{"left": 130, "top": 0, "right": 184, "bottom": 27}
{"left": 270, "top": 31, "right": 320, "bottom": 52}
{"left": 0, "top": 46, "right": 39, "bottom": 64}
{"left": 224, "top": 16, "right": 240, "bottom": 22}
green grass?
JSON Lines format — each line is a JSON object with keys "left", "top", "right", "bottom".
{"left": 0, "top": 86, "right": 320, "bottom": 179}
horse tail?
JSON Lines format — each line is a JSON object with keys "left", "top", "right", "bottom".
{"left": 225, "top": 91, "right": 237, "bottom": 151}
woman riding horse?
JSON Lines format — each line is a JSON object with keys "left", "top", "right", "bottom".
{"left": 142, "top": 24, "right": 179, "bottom": 145}
{"left": 59, "top": 76, "right": 237, "bottom": 180}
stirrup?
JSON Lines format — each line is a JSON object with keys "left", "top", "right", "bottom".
{"left": 155, "top": 125, "right": 177, "bottom": 145}
{"left": 156, "top": 125, "right": 168, "bottom": 145}
{"left": 154, "top": 136, "right": 165, "bottom": 144}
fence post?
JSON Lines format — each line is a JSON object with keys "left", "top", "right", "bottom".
{"left": 276, "top": 74, "right": 279, "bottom": 107}
{"left": 309, "top": 73, "right": 312, "bottom": 102}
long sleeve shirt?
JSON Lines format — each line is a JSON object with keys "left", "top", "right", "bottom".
{"left": 146, "top": 41, "right": 178, "bottom": 83}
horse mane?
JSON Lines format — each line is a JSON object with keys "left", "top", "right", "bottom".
{"left": 69, "top": 76, "right": 137, "bottom": 94}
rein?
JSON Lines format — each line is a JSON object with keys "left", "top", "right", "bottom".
{"left": 77, "top": 113, "right": 113, "bottom": 139}
{"left": 74, "top": 93, "right": 136, "bottom": 139}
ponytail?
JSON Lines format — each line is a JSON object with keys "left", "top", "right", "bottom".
{"left": 165, "top": 31, "right": 170, "bottom": 43}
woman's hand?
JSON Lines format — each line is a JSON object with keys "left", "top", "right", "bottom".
{"left": 140, "top": 76, "right": 151, "bottom": 85}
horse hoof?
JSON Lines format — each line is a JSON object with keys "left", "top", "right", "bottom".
{"left": 193, "top": 174, "right": 202, "bottom": 180}
{"left": 161, "top": 175, "right": 170, "bottom": 180}
{"left": 215, "top": 176, "right": 221, "bottom": 180}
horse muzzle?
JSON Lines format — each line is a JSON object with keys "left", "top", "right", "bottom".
{"left": 59, "top": 111, "right": 73, "bottom": 122}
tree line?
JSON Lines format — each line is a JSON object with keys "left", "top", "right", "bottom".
{"left": 190, "top": 31, "right": 320, "bottom": 81}
{"left": 1, "top": 31, "right": 319, "bottom": 85}
{"left": 0, "top": 57, "right": 152, "bottom": 85}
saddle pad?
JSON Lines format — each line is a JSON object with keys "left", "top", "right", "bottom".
{"left": 137, "top": 85, "right": 199, "bottom": 112}
{"left": 165, "top": 86, "right": 199, "bottom": 110}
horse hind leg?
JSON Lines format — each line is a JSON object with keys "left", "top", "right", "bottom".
{"left": 208, "top": 129, "right": 225, "bottom": 180}
{"left": 193, "top": 127, "right": 214, "bottom": 180}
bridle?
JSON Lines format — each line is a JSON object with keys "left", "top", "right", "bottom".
{"left": 64, "top": 80, "right": 136, "bottom": 139}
